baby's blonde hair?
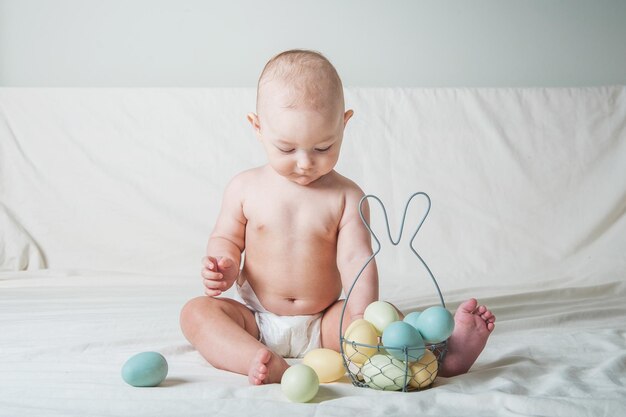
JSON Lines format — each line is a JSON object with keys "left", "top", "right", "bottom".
{"left": 256, "top": 49, "right": 344, "bottom": 114}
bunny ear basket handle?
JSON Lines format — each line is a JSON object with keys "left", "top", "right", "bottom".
{"left": 338, "top": 192, "right": 448, "bottom": 391}
{"left": 358, "top": 192, "right": 430, "bottom": 246}
{"left": 342, "top": 192, "right": 445, "bottom": 315}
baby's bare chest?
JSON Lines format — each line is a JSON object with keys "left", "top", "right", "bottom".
{"left": 243, "top": 191, "right": 344, "bottom": 240}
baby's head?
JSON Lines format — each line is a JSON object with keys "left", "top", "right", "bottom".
{"left": 256, "top": 49, "right": 345, "bottom": 116}
{"left": 248, "top": 50, "right": 353, "bottom": 186}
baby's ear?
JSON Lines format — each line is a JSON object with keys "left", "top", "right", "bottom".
{"left": 247, "top": 113, "right": 262, "bottom": 136}
{"left": 344, "top": 109, "right": 354, "bottom": 127}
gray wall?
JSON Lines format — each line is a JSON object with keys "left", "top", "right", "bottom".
{"left": 1, "top": 0, "right": 625, "bottom": 87}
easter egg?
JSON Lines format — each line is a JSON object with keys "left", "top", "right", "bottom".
{"left": 408, "top": 349, "right": 439, "bottom": 389}
{"left": 302, "top": 348, "right": 345, "bottom": 383}
{"left": 381, "top": 321, "right": 425, "bottom": 361}
{"left": 342, "top": 319, "right": 379, "bottom": 363}
{"left": 121, "top": 352, "right": 168, "bottom": 387}
{"left": 415, "top": 306, "right": 455, "bottom": 344}
{"left": 402, "top": 311, "right": 421, "bottom": 329}
{"left": 361, "top": 354, "right": 408, "bottom": 391}
{"left": 281, "top": 364, "right": 319, "bottom": 402}
{"left": 363, "top": 301, "right": 400, "bottom": 335}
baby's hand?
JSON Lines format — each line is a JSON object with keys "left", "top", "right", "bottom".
{"left": 201, "top": 256, "right": 237, "bottom": 297}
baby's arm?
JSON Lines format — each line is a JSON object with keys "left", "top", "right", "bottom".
{"left": 202, "top": 175, "right": 247, "bottom": 296}
{"left": 336, "top": 188, "right": 379, "bottom": 321}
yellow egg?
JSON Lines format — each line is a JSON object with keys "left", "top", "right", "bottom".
{"left": 408, "top": 349, "right": 438, "bottom": 389}
{"left": 302, "top": 348, "right": 346, "bottom": 383}
{"left": 342, "top": 319, "right": 379, "bottom": 364}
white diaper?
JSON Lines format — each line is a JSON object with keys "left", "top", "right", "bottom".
{"left": 234, "top": 280, "right": 322, "bottom": 358}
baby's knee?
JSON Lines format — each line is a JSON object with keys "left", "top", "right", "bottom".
{"left": 180, "top": 296, "right": 215, "bottom": 332}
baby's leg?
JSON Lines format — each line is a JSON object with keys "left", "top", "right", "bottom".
{"left": 319, "top": 300, "right": 351, "bottom": 351}
{"left": 180, "top": 296, "right": 289, "bottom": 384}
{"left": 439, "top": 298, "right": 496, "bottom": 377}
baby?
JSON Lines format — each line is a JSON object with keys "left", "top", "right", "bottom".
{"left": 180, "top": 49, "right": 495, "bottom": 385}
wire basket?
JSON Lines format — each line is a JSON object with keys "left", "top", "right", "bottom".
{"left": 339, "top": 192, "right": 448, "bottom": 392}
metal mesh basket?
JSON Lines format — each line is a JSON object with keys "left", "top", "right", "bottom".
{"left": 339, "top": 193, "right": 448, "bottom": 392}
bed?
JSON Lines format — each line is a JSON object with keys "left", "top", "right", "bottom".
{"left": 1, "top": 87, "right": 625, "bottom": 416}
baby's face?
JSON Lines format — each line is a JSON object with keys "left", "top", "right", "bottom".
{"left": 251, "top": 98, "right": 352, "bottom": 186}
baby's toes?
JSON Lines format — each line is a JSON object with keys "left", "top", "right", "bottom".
{"left": 484, "top": 310, "right": 495, "bottom": 322}
{"left": 475, "top": 304, "right": 488, "bottom": 315}
{"left": 251, "top": 367, "right": 267, "bottom": 383}
{"left": 475, "top": 305, "right": 490, "bottom": 319}
{"left": 256, "top": 361, "right": 268, "bottom": 377}
{"left": 481, "top": 310, "right": 496, "bottom": 331}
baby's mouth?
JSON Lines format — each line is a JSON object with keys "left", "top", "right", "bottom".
{"left": 292, "top": 173, "right": 316, "bottom": 185}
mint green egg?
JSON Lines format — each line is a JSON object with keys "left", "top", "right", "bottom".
{"left": 281, "top": 364, "right": 319, "bottom": 402}
{"left": 122, "top": 352, "right": 168, "bottom": 387}
{"left": 364, "top": 301, "right": 400, "bottom": 335}
{"left": 361, "top": 354, "right": 408, "bottom": 391}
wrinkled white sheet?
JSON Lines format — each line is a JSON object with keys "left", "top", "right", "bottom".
{"left": 0, "top": 270, "right": 625, "bottom": 417}
{"left": 1, "top": 87, "right": 625, "bottom": 416}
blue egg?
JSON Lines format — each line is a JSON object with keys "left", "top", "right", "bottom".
{"left": 381, "top": 321, "right": 425, "bottom": 361}
{"left": 415, "top": 306, "right": 455, "bottom": 344}
{"left": 403, "top": 311, "right": 421, "bottom": 329}
{"left": 122, "top": 352, "right": 168, "bottom": 387}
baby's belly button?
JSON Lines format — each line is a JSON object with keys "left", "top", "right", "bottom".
{"left": 273, "top": 297, "right": 321, "bottom": 315}
{"left": 282, "top": 296, "right": 307, "bottom": 307}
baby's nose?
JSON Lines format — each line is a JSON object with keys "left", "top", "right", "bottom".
{"left": 296, "top": 152, "right": 314, "bottom": 170}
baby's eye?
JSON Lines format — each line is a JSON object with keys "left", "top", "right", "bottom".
{"left": 276, "top": 146, "right": 295, "bottom": 154}
{"left": 315, "top": 145, "right": 333, "bottom": 153}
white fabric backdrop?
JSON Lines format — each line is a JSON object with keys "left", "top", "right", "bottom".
{"left": 2, "top": 87, "right": 625, "bottom": 296}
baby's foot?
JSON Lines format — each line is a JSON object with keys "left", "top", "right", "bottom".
{"left": 439, "top": 298, "right": 495, "bottom": 377}
{"left": 248, "top": 348, "right": 290, "bottom": 385}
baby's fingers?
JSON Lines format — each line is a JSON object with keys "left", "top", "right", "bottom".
{"left": 203, "top": 276, "right": 228, "bottom": 296}
{"left": 202, "top": 256, "right": 218, "bottom": 271}
{"left": 201, "top": 268, "right": 223, "bottom": 280}
{"left": 204, "top": 287, "right": 223, "bottom": 297}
